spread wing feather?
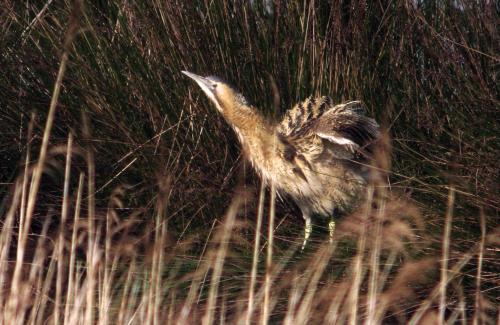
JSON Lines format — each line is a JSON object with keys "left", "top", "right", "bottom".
{"left": 278, "top": 96, "right": 332, "bottom": 136}
{"left": 278, "top": 98, "right": 379, "bottom": 154}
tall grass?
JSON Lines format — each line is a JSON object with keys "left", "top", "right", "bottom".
{"left": 1, "top": 0, "right": 498, "bottom": 324}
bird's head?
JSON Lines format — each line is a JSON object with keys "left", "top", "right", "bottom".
{"left": 182, "top": 71, "right": 249, "bottom": 114}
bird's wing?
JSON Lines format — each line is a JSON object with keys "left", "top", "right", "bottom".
{"left": 278, "top": 96, "right": 333, "bottom": 136}
{"left": 311, "top": 100, "right": 380, "bottom": 153}
{"left": 278, "top": 98, "right": 379, "bottom": 154}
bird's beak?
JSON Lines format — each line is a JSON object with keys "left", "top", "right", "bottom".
{"left": 182, "top": 71, "right": 217, "bottom": 104}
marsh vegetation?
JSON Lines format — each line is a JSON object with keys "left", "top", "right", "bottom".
{"left": 0, "top": 1, "right": 498, "bottom": 324}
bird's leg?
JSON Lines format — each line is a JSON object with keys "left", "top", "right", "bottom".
{"left": 328, "top": 219, "right": 336, "bottom": 244}
{"left": 328, "top": 208, "right": 339, "bottom": 244}
{"left": 301, "top": 215, "right": 312, "bottom": 251}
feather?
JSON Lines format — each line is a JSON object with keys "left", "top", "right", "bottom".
{"left": 278, "top": 98, "right": 379, "bottom": 155}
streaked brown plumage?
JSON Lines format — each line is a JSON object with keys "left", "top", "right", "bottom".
{"left": 182, "top": 71, "right": 380, "bottom": 247}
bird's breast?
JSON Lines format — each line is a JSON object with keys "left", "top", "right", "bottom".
{"left": 270, "top": 151, "right": 367, "bottom": 216}
{"left": 237, "top": 131, "right": 367, "bottom": 216}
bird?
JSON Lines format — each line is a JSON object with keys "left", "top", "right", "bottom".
{"left": 182, "top": 71, "right": 380, "bottom": 248}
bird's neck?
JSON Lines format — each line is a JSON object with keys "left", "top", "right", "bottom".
{"left": 222, "top": 102, "right": 274, "bottom": 144}
{"left": 221, "top": 103, "right": 280, "bottom": 175}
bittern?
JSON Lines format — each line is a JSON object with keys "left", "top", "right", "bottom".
{"left": 182, "top": 71, "right": 379, "bottom": 248}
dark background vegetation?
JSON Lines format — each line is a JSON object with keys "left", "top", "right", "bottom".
{"left": 0, "top": 0, "right": 498, "bottom": 322}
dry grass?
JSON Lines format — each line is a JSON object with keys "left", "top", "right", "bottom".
{"left": 1, "top": 137, "right": 498, "bottom": 324}
{"left": 1, "top": 0, "right": 499, "bottom": 324}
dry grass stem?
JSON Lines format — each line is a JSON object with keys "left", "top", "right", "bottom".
{"left": 262, "top": 182, "right": 276, "bottom": 325}
{"left": 439, "top": 186, "right": 455, "bottom": 324}
{"left": 245, "top": 181, "right": 265, "bottom": 325}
